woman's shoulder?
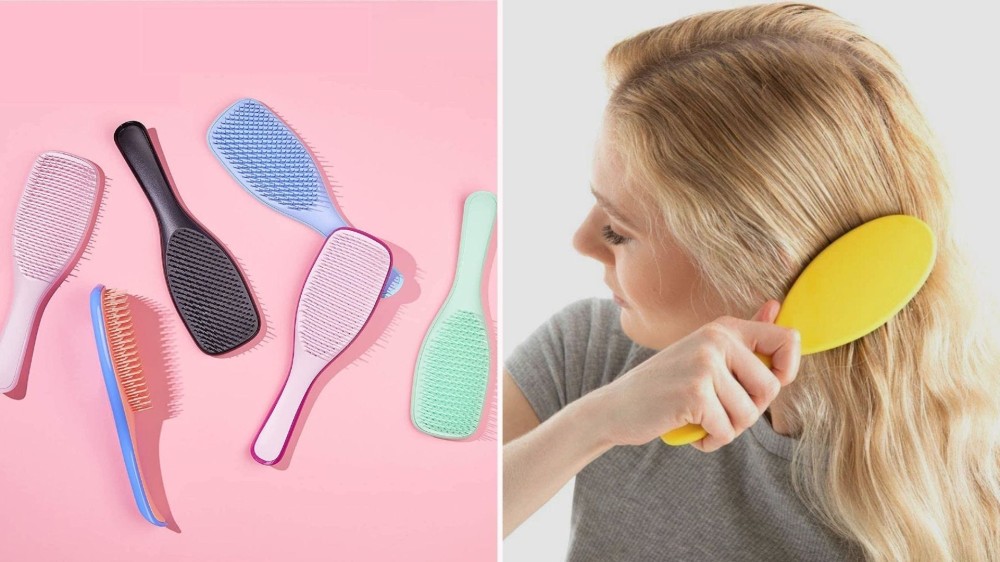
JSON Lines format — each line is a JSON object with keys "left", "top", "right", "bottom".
{"left": 549, "top": 298, "right": 651, "bottom": 374}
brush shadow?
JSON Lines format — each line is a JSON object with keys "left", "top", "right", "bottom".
{"left": 4, "top": 160, "right": 107, "bottom": 401}
{"left": 268, "top": 243, "right": 421, "bottom": 471}
{"left": 145, "top": 128, "right": 268, "bottom": 356}
{"left": 127, "top": 294, "right": 183, "bottom": 533}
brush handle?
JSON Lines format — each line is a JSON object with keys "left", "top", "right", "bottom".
{"left": 660, "top": 351, "right": 774, "bottom": 445}
{"left": 450, "top": 191, "right": 496, "bottom": 309}
{"left": 252, "top": 352, "right": 328, "bottom": 465}
{"left": 114, "top": 121, "right": 196, "bottom": 238}
{"left": 0, "top": 275, "right": 49, "bottom": 393}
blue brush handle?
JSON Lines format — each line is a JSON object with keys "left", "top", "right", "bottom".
{"left": 89, "top": 286, "right": 165, "bottom": 528}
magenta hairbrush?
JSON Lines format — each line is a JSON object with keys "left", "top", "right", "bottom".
{"left": 252, "top": 227, "right": 391, "bottom": 465}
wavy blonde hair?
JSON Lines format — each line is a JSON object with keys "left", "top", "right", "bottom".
{"left": 604, "top": 3, "right": 1000, "bottom": 560}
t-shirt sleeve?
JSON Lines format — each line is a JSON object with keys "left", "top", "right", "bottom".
{"left": 505, "top": 298, "right": 628, "bottom": 423}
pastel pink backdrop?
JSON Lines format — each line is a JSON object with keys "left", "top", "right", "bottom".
{"left": 0, "top": 2, "right": 497, "bottom": 561}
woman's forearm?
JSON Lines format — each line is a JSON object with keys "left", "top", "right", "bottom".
{"left": 503, "top": 394, "right": 614, "bottom": 537}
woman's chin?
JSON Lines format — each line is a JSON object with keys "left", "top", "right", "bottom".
{"left": 618, "top": 308, "right": 683, "bottom": 351}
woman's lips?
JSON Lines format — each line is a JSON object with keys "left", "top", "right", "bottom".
{"left": 613, "top": 293, "right": 628, "bottom": 308}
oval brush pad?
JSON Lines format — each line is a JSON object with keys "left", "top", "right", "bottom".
{"left": 0, "top": 152, "right": 103, "bottom": 392}
{"left": 252, "top": 227, "right": 392, "bottom": 465}
{"left": 411, "top": 191, "right": 496, "bottom": 440}
{"left": 115, "top": 121, "right": 260, "bottom": 356}
{"left": 207, "top": 97, "right": 404, "bottom": 298}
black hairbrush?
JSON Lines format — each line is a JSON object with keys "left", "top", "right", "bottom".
{"left": 114, "top": 121, "right": 260, "bottom": 355}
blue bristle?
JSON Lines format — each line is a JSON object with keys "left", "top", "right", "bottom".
{"left": 208, "top": 99, "right": 332, "bottom": 212}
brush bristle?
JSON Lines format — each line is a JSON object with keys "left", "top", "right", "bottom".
{"left": 101, "top": 288, "right": 151, "bottom": 412}
{"left": 209, "top": 99, "right": 331, "bottom": 211}
{"left": 413, "top": 310, "right": 490, "bottom": 438}
{"left": 298, "top": 229, "right": 390, "bottom": 360}
{"left": 164, "top": 227, "right": 260, "bottom": 355}
{"left": 14, "top": 152, "right": 101, "bottom": 282}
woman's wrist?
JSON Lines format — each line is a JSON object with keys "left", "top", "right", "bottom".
{"left": 563, "top": 388, "right": 619, "bottom": 454}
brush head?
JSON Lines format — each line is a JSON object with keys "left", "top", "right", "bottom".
{"left": 99, "top": 288, "right": 151, "bottom": 413}
{"left": 164, "top": 227, "right": 260, "bottom": 355}
{"left": 208, "top": 98, "right": 406, "bottom": 298}
{"left": 297, "top": 228, "right": 391, "bottom": 361}
{"left": 208, "top": 98, "right": 333, "bottom": 213}
{"left": 412, "top": 310, "right": 490, "bottom": 439}
{"left": 14, "top": 152, "right": 102, "bottom": 282}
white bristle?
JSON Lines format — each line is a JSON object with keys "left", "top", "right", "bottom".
{"left": 14, "top": 152, "right": 101, "bottom": 282}
{"left": 298, "top": 230, "right": 391, "bottom": 360}
{"left": 102, "top": 289, "right": 151, "bottom": 412}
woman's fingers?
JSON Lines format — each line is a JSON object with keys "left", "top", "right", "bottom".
{"left": 725, "top": 336, "right": 787, "bottom": 414}
{"left": 691, "top": 386, "right": 735, "bottom": 452}
{"left": 687, "top": 301, "right": 801, "bottom": 451}
{"left": 713, "top": 354, "right": 765, "bottom": 431}
{"left": 713, "top": 310, "right": 801, "bottom": 387}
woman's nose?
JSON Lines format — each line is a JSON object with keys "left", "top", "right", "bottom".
{"left": 573, "top": 207, "right": 613, "bottom": 265}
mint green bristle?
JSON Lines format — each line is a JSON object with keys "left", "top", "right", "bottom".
{"left": 412, "top": 311, "right": 490, "bottom": 439}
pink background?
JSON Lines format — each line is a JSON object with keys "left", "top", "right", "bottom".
{"left": 0, "top": 2, "right": 497, "bottom": 561}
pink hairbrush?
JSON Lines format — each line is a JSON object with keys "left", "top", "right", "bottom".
{"left": 0, "top": 152, "right": 103, "bottom": 393}
{"left": 252, "top": 227, "right": 391, "bottom": 465}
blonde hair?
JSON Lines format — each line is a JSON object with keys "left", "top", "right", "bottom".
{"left": 604, "top": 3, "right": 1000, "bottom": 560}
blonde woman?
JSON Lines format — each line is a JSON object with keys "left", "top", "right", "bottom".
{"left": 503, "top": 3, "right": 1000, "bottom": 560}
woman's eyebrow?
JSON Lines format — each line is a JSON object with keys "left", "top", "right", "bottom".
{"left": 590, "top": 186, "right": 637, "bottom": 228}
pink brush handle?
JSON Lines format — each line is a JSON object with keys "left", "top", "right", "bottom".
{"left": 252, "top": 351, "right": 328, "bottom": 465}
{"left": 0, "top": 275, "right": 49, "bottom": 393}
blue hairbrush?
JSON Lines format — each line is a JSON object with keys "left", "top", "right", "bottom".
{"left": 207, "top": 98, "right": 403, "bottom": 298}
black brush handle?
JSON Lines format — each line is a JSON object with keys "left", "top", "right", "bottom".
{"left": 114, "top": 121, "right": 197, "bottom": 238}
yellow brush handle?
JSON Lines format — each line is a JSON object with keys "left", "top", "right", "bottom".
{"left": 660, "top": 352, "right": 772, "bottom": 445}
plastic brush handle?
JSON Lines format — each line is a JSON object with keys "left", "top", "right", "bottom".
{"left": 252, "top": 354, "right": 327, "bottom": 465}
{"left": 0, "top": 275, "right": 49, "bottom": 392}
{"left": 114, "top": 121, "right": 197, "bottom": 238}
{"left": 450, "top": 191, "right": 497, "bottom": 309}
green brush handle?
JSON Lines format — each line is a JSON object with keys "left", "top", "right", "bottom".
{"left": 449, "top": 191, "right": 496, "bottom": 309}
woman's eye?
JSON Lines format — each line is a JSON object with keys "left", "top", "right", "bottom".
{"left": 601, "top": 225, "right": 630, "bottom": 245}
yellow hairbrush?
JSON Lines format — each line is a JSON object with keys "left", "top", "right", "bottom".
{"left": 661, "top": 214, "right": 937, "bottom": 446}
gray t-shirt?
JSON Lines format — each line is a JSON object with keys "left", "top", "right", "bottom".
{"left": 506, "top": 298, "right": 860, "bottom": 561}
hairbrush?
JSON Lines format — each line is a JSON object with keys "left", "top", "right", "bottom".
{"left": 89, "top": 285, "right": 165, "bottom": 527}
{"left": 207, "top": 98, "right": 404, "bottom": 298}
{"left": 0, "top": 152, "right": 103, "bottom": 393}
{"left": 661, "top": 214, "right": 936, "bottom": 445}
{"left": 252, "top": 227, "right": 391, "bottom": 465}
{"left": 114, "top": 121, "right": 260, "bottom": 355}
{"left": 411, "top": 191, "right": 496, "bottom": 439}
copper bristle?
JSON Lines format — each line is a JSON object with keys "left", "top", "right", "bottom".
{"left": 101, "top": 288, "right": 151, "bottom": 412}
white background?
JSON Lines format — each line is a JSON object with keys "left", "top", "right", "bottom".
{"left": 502, "top": 1, "right": 1000, "bottom": 559}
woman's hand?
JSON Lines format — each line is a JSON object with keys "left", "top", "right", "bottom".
{"left": 583, "top": 299, "right": 802, "bottom": 452}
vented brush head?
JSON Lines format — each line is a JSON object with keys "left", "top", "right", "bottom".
{"left": 14, "top": 152, "right": 103, "bottom": 282}
{"left": 162, "top": 227, "right": 260, "bottom": 355}
{"left": 297, "top": 228, "right": 393, "bottom": 361}
{"left": 209, "top": 99, "right": 335, "bottom": 215}
{"left": 411, "top": 311, "right": 490, "bottom": 438}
